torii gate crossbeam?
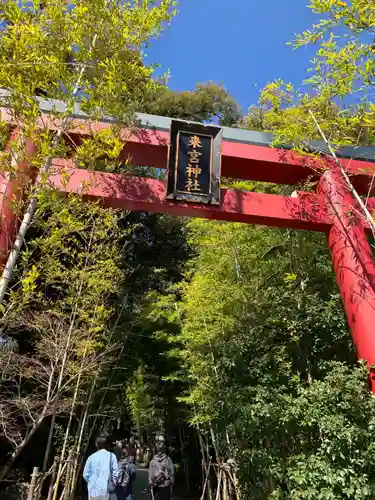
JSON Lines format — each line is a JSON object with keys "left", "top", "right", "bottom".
{"left": 1, "top": 97, "right": 375, "bottom": 388}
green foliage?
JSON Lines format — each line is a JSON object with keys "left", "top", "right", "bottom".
{"left": 0, "top": 189, "right": 127, "bottom": 477}
{"left": 245, "top": 363, "right": 375, "bottom": 500}
{"left": 241, "top": 78, "right": 372, "bottom": 149}
{"left": 0, "top": 0, "right": 178, "bottom": 187}
{"left": 116, "top": 213, "right": 191, "bottom": 437}
{"left": 126, "top": 364, "right": 166, "bottom": 437}
{"left": 0, "top": 0, "right": 177, "bottom": 120}
{"left": 73, "top": 126, "right": 125, "bottom": 172}
{"left": 6, "top": 192, "right": 123, "bottom": 332}
{"left": 141, "top": 82, "right": 241, "bottom": 126}
{"left": 158, "top": 216, "right": 375, "bottom": 498}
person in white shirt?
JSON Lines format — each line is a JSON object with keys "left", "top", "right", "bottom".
{"left": 83, "top": 436, "right": 118, "bottom": 500}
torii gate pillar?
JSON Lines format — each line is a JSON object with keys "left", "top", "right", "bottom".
{"left": 320, "top": 167, "right": 375, "bottom": 387}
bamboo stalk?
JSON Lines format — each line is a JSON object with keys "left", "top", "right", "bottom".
{"left": 61, "top": 451, "right": 74, "bottom": 500}
{"left": 215, "top": 470, "right": 222, "bottom": 500}
{"left": 226, "top": 468, "right": 240, "bottom": 500}
{"left": 197, "top": 427, "right": 213, "bottom": 500}
{"left": 209, "top": 423, "right": 220, "bottom": 467}
{"left": 68, "top": 376, "right": 98, "bottom": 499}
{"left": 223, "top": 471, "right": 229, "bottom": 500}
{"left": 51, "top": 343, "right": 90, "bottom": 499}
{"left": 43, "top": 221, "right": 97, "bottom": 473}
{"left": 69, "top": 294, "right": 130, "bottom": 497}
{"left": 200, "top": 457, "right": 212, "bottom": 500}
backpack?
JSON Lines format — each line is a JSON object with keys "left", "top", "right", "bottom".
{"left": 116, "top": 462, "right": 130, "bottom": 488}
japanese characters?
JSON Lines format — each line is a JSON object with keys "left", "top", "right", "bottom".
{"left": 186, "top": 135, "right": 203, "bottom": 193}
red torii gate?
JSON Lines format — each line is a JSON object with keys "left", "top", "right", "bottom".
{"left": 1, "top": 98, "right": 375, "bottom": 388}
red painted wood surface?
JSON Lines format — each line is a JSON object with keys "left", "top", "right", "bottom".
{"left": 320, "top": 167, "right": 375, "bottom": 390}
{"left": 48, "top": 160, "right": 331, "bottom": 231}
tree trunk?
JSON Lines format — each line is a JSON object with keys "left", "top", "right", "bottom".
{"left": 0, "top": 413, "right": 46, "bottom": 481}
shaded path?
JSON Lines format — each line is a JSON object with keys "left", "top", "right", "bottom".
{"left": 133, "top": 467, "right": 150, "bottom": 500}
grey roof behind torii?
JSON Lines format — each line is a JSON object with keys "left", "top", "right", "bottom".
{"left": 1, "top": 89, "right": 374, "bottom": 163}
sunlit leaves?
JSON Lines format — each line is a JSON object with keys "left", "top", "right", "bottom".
{"left": 0, "top": 0, "right": 178, "bottom": 130}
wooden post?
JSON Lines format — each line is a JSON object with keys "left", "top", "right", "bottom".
{"left": 27, "top": 467, "right": 39, "bottom": 500}
{"left": 47, "top": 460, "right": 58, "bottom": 500}
{"left": 65, "top": 450, "right": 74, "bottom": 500}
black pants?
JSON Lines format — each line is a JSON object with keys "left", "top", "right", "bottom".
{"left": 153, "top": 486, "right": 171, "bottom": 500}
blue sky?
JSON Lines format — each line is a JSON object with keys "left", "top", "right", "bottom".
{"left": 147, "top": 0, "right": 318, "bottom": 114}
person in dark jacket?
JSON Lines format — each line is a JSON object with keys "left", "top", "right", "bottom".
{"left": 116, "top": 454, "right": 137, "bottom": 500}
{"left": 149, "top": 440, "right": 175, "bottom": 500}
{"left": 126, "top": 436, "right": 137, "bottom": 463}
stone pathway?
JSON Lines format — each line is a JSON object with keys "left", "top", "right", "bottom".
{"left": 133, "top": 467, "right": 150, "bottom": 500}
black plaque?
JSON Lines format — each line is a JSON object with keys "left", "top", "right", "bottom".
{"left": 166, "top": 120, "right": 222, "bottom": 205}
